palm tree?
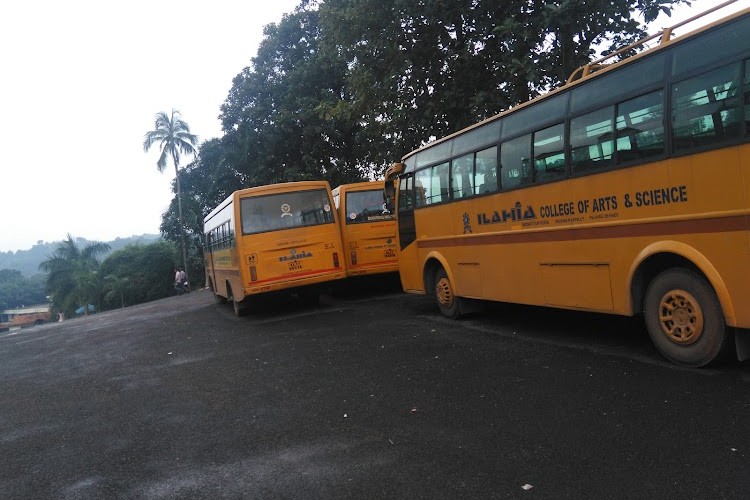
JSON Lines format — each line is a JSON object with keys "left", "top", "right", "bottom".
{"left": 103, "top": 274, "right": 130, "bottom": 309}
{"left": 39, "top": 235, "right": 110, "bottom": 317}
{"left": 143, "top": 109, "right": 198, "bottom": 271}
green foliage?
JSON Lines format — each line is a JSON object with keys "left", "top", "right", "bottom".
{"left": 219, "top": 6, "right": 368, "bottom": 187}
{"left": 98, "top": 241, "right": 179, "bottom": 307}
{"left": 182, "top": 0, "right": 688, "bottom": 199}
{"left": 143, "top": 109, "right": 198, "bottom": 174}
{"left": 39, "top": 235, "right": 110, "bottom": 318}
{"left": 0, "top": 269, "right": 47, "bottom": 310}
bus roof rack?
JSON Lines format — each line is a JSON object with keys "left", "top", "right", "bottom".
{"left": 566, "top": 0, "right": 740, "bottom": 84}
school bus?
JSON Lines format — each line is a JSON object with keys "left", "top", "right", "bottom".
{"left": 384, "top": 3, "right": 750, "bottom": 366}
{"left": 332, "top": 181, "right": 398, "bottom": 277}
{"left": 204, "top": 181, "right": 345, "bottom": 315}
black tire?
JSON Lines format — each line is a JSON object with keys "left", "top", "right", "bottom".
{"left": 644, "top": 268, "right": 729, "bottom": 367}
{"left": 434, "top": 267, "right": 460, "bottom": 319}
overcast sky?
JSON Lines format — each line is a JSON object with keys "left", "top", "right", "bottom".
{"left": 1, "top": 0, "right": 747, "bottom": 253}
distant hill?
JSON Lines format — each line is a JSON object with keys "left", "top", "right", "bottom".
{"left": 0, "top": 234, "right": 162, "bottom": 276}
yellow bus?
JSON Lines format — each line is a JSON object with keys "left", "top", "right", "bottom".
{"left": 384, "top": 3, "right": 750, "bottom": 367}
{"left": 204, "top": 181, "right": 345, "bottom": 316}
{"left": 332, "top": 181, "right": 398, "bottom": 277}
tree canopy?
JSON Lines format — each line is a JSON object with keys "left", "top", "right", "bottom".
{"left": 39, "top": 235, "right": 110, "bottom": 317}
{"left": 0, "top": 269, "right": 47, "bottom": 311}
{"left": 158, "top": 0, "right": 688, "bottom": 291}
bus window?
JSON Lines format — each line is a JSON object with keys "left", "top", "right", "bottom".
{"left": 501, "top": 134, "right": 532, "bottom": 189}
{"left": 416, "top": 162, "right": 449, "bottom": 205}
{"left": 345, "top": 189, "right": 394, "bottom": 223}
{"left": 672, "top": 62, "right": 742, "bottom": 151}
{"left": 533, "top": 123, "right": 565, "bottom": 182}
{"left": 240, "top": 189, "right": 335, "bottom": 234}
{"left": 475, "top": 146, "right": 498, "bottom": 194}
{"left": 571, "top": 106, "right": 614, "bottom": 173}
{"left": 451, "top": 154, "right": 474, "bottom": 199}
{"left": 616, "top": 90, "right": 664, "bottom": 163}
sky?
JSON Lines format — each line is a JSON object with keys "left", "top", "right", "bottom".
{"left": 1, "top": 0, "right": 748, "bottom": 253}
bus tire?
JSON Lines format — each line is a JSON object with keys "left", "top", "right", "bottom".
{"left": 434, "top": 268, "right": 460, "bottom": 319}
{"left": 644, "top": 268, "right": 729, "bottom": 367}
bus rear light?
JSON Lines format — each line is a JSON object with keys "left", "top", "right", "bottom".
{"left": 333, "top": 252, "right": 340, "bottom": 268}
{"left": 350, "top": 250, "right": 357, "bottom": 265}
{"left": 250, "top": 266, "right": 257, "bottom": 281}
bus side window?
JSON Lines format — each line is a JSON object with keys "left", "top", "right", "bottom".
{"left": 533, "top": 123, "right": 565, "bottom": 182}
{"left": 474, "top": 146, "right": 498, "bottom": 194}
{"left": 501, "top": 134, "right": 532, "bottom": 189}
{"left": 451, "top": 154, "right": 474, "bottom": 199}
{"left": 616, "top": 90, "right": 664, "bottom": 163}
{"left": 433, "top": 162, "right": 450, "bottom": 203}
{"left": 744, "top": 58, "right": 750, "bottom": 136}
{"left": 414, "top": 169, "right": 429, "bottom": 207}
{"left": 672, "top": 62, "right": 742, "bottom": 151}
{"left": 571, "top": 107, "right": 614, "bottom": 173}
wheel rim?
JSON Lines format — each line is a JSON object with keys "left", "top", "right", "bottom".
{"left": 657, "top": 289, "right": 704, "bottom": 345}
{"left": 436, "top": 277, "right": 454, "bottom": 309}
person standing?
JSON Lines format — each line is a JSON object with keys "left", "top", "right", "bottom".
{"left": 178, "top": 268, "right": 189, "bottom": 293}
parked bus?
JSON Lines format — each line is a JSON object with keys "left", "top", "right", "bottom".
{"left": 204, "top": 181, "right": 345, "bottom": 315}
{"left": 384, "top": 3, "right": 750, "bottom": 367}
{"left": 332, "top": 181, "right": 398, "bottom": 277}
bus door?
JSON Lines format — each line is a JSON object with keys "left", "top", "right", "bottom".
{"left": 395, "top": 173, "right": 422, "bottom": 290}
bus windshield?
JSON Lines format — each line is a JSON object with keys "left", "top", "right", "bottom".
{"left": 240, "top": 188, "right": 335, "bottom": 234}
{"left": 344, "top": 189, "right": 394, "bottom": 224}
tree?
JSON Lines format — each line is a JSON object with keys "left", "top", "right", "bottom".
{"left": 103, "top": 274, "right": 130, "bottom": 309}
{"left": 0, "top": 269, "right": 47, "bottom": 310}
{"left": 39, "top": 235, "right": 110, "bottom": 318}
{"left": 219, "top": 6, "right": 368, "bottom": 187}
{"left": 319, "top": 0, "right": 689, "bottom": 165}
{"left": 98, "top": 241, "right": 178, "bottom": 307}
{"left": 143, "top": 109, "right": 198, "bottom": 272}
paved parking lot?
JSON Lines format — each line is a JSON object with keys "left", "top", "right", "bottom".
{"left": 1, "top": 287, "right": 748, "bottom": 499}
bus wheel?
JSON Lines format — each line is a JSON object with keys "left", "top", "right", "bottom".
{"left": 434, "top": 268, "right": 460, "bottom": 319}
{"left": 644, "top": 268, "right": 728, "bottom": 367}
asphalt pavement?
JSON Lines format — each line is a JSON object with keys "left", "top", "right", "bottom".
{"left": 1, "top": 285, "right": 748, "bottom": 499}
